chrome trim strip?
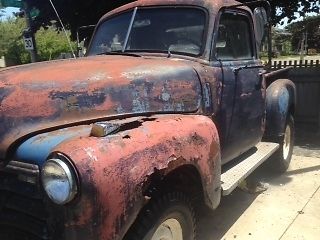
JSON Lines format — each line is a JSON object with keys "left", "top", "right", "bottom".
{"left": 3, "top": 161, "right": 39, "bottom": 176}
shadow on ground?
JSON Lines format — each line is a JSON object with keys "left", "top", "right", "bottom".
{"left": 294, "top": 123, "right": 320, "bottom": 158}
{"left": 197, "top": 189, "right": 258, "bottom": 240}
{"left": 198, "top": 166, "right": 294, "bottom": 240}
{"left": 198, "top": 123, "right": 320, "bottom": 239}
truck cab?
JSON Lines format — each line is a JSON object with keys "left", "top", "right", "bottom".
{"left": 0, "top": 1, "right": 295, "bottom": 240}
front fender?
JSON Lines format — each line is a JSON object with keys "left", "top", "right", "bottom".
{"left": 265, "top": 79, "right": 296, "bottom": 138}
{"left": 49, "top": 114, "right": 221, "bottom": 240}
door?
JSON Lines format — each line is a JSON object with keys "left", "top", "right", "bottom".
{"left": 214, "top": 11, "right": 265, "bottom": 163}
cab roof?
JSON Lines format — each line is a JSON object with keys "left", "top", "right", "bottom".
{"left": 100, "top": 0, "right": 243, "bottom": 21}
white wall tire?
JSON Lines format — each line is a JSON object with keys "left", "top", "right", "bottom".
{"left": 270, "top": 115, "right": 295, "bottom": 173}
{"left": 151, "top": 218, "right": 183, "bottom": 240}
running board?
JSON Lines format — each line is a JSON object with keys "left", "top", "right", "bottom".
{"left": 221, "top": 142, "right": 279, "bottom": 196}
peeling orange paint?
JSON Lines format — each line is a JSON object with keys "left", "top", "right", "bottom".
{"left": 50, "top": 114, "right": 220, "bottom": 240}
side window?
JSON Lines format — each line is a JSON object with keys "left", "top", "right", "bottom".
{"left": 215, "top": 12, "right": 254, "bottom": 61}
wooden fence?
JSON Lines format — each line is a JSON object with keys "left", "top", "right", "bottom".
{"left": 272, "top": 59, "right": 320, "bottom": 69}
{"left": 285, "top": 66, "right": 320, "bottom": 126}
{"left": 267, "top": 59, "right": 320, "bottom": 126}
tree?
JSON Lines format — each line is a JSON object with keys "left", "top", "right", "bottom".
{"left": 287, "top": 15, "right": 320, "bottom": 53}
{"left": 0, "top": 17, "right": 76, "bottom": 65}
{"left": 25, "top": 0, "right": 320, "bottom": 40}
{"left": 0, "top": 18, "right": 30, "bottom": 65}
{"left": 272, "top": 28, "right": 292, "bottom": 55}
{"left": 27, "top": 0, "right": 130, "bottom": 39}
{"left": 255, "top": 0, "right": 320, "bottom": 26}
{"left": 35, "top": 26, "right": 76, "bottom": 61}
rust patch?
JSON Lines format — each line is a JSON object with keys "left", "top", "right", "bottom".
{"left": 51, "top": 114, "right": 220, "bottom": 240}
{"left": 0, "top": 56, "right": 203, "bottom": 160}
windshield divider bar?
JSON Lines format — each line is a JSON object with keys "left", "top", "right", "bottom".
{"left": 123, "top": 7, "right": 138, "bottom": 52}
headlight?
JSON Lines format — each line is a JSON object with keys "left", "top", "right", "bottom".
{"left": 41, "top": 157, "right": 78, "bottom": 205}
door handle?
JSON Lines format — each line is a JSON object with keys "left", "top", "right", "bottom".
{"left": 259, "top": 69, "right": 267, "bottom": 76}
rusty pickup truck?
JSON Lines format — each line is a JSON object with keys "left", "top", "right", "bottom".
{"left": 0, "top": 0, "right": 296, "bottom": 239}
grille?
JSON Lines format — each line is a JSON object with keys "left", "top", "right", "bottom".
{"left": 0, "top": 162, "right": 50, "bottom": 240}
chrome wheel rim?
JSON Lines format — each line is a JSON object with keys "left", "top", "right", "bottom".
{"left": 151, "top": 218, "right": 183, "bottom": 240}
{"left": 283, "top": 125, "right": 291, "bottom": 160}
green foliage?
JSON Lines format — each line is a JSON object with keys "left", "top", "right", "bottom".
{"left": 0, "top": 18, "right": 30, "bottom": 65}
{"left": 35, "top": 27, "right": 76, "bottom": 61}
{"left": 287, "top": 15, "right": 320, "bottom": 53}
{"left": 240, "top": 0, "right": 320, "bottom": 26}
{"left": 0, "top": 18, "right": 76, "bottom": 66}
{"left": 272, "top": 28, "right": 292, "bottom": 56}
{"left": 27, "top": 0, "right": 130, "bottom": 40}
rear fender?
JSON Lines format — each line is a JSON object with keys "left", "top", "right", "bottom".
{"left": 265, "top": 79, "right": 296, "bottom": 138}
{"left": 50, "top": 114, "right": 221, "bottom": 240}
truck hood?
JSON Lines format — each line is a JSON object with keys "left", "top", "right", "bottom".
{"left": 0, "top": 55, "right": 202, "bottom": 162}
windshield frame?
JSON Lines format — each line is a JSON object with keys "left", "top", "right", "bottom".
{"left": 87, "top": 5, "right": 209, "bottom": 58}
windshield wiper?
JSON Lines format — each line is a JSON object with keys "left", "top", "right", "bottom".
{"left": 97, "top": 51, "right": 141, "bottom": 57}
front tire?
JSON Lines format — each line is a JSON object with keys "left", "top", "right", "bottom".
{"left": 124, "top": 192, "right": 196, "bottom": 240}
{"left": 270, "top": 115, "right": 295, "bottom": 173}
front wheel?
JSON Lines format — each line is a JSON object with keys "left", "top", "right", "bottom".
{"left": 270, "top": 115, "right": 295, "bottom": 173}
{"left": 124, "top": 192, "right": 196, "bottom": 240}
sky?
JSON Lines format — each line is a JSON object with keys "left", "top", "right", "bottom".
{"left": 277, "top": 12, "right": 319, "bottom": 29}
{"left": 0, "top": 7, "right": 19, "bottom": 21}
{"left": 277, "top": 3, "right": 319, "bottom": 29}
{"left": 277, "top": 1, "right": 320, "bottom": 29}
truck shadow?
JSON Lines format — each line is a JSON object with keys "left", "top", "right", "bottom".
{"left": 294, "top": 123, "right": 320, "bottom": 158}
{"left": 197, "top": 161, "right": 320, "bottom": 240}
{"left": 198, "top": 123, "right": 320, "bottom": 239}
{"left": 286, "top": 165, "right": 320, "bottom": 176}
{"left": 197, "top": 164, "right": 292, "bottom": 240}
{"left": 197, "top": 188, "right": 259, "bottom": 240}
{"left": 197, "top": 163, "right": 318, "bottom": 240}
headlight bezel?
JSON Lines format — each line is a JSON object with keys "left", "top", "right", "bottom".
{"left": 41, "top": 153, "right": 79, "bottom": 205}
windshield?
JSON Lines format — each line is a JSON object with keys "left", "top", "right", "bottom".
{"left": 88, "top": 8, "right": 206, "bottom": 56}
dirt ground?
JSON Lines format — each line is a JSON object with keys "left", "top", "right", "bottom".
{"left": 199, "top": 124, "right": 320, "bottom": 240}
